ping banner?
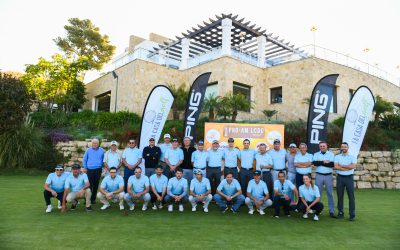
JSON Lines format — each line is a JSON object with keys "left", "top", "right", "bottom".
{"left": 183, "top": 72, "right": 211, "bottom": 145}
{"left": 139, "top": 85, "right": 174, "bottom": 154}
{"left": 306, "top": 74, "right": 339, "bottom": 153}
{"left": 342, "top": 86, "right": 375, "bottom": 157}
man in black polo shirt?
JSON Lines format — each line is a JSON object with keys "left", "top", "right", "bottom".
{"left": 181, "top": 137, "right": 196, "bottom": 184}
{"left": 143, "top": 138, "right": 161, "bottom": 177}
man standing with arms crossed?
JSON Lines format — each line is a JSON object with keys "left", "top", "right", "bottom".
{"left": 181, "top": 137, "right": 196, "bottom": 183}
{"left": 239, "top": 139, "right": 256, "bottom": 196}
{"left": 223, "top": 138, "right": 240, "bottom": 180}
{"left": 164, "top": 138, "right": 184, "bottom": 179}
{"left": 191, "top": 140, "right": 208, "bottom": 176}
{"left": 122, "top": 139, "right": 142, "bottom": 192}
{"left": 268, "top": 139, "right": 287, "bottom": 182}
{"left": 142, "top": 137, "right": 161, "bottom": 177}
{"left": 158, "top": 134, "right": 172, "bottom": 178}
{"left": 82, "top": 138, "right": 104, "bottom": 204}
{"left": 334, "top": 142, "right": 357, "bottom": 221}
{"left": 207, "top": 140, "right": 224, "bottom": 195}
{"left": 313, "top": 141, "right": 336, "bottom": 218}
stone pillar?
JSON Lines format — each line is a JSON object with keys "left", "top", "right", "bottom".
{"left": 91, "top": 97, "right": 96, "bottom": 111}
{"left": 221, "top": 18, "right": 232, "bottom": 56}
{"left": 158, "top": 49, "right": 166, "bottom": 65}
{"left": 257, "top": 36, "right": 266, "bottom": 68}
{"left": 180, "top": 38, "right": 190, "bottom": 69}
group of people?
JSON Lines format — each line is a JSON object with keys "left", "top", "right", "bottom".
{"left": 43, "top": 134, "right": 357, "bottom": 221}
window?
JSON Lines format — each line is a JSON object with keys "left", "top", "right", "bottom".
{"left": 233, "top": 82, "right": 251, "bottom": 112}
{"left": 270, "top": 87, "right": 282, "bottom": 104}
{"left": 95, "top": 91, "right": 111, "bottom": 112}
{"left": 329, "top": 87, "right": 337, "bottom": 113}
{"left": 349, "top": 89, "right": 355, "bottom": 100}
{"left": 205, "top": 82, "right": 218, "bottom": 99}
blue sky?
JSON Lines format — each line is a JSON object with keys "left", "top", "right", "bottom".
{"left": 1, "top": 0, "right": 399, "bottom": 82}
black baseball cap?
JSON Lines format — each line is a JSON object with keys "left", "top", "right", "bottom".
{"left": 273, "top": 139, "right": 281, "bottom": 144}
{"left": 228, "top": 138, "right": 234, "bottom": 143}
{"left": 149, "top": 137, "right": 155, "bottom": 141}
{"left": 198, "top": 140, "right": 204, "bottom": 145}
{"left": 71, "top": 164, "right": 81, "bottom": 170}
{"left": 253, "top": 170, "right": 261, "bottom": 176}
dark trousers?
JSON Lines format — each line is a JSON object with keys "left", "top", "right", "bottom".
{"left": 298, "top": 201, "right": 324, "bottom": 215}
{"left": 262, "top": 171, "right": 274, "bottom": 199}
{"left": 123, "top": 167, "right": 134, "bottom": 192}
{"left": 43, "top": 190, "right": 63, "bottom": 206}
{"left": 337, "top": 175, "right": 355, "bottom": 217}
{"left": 87, "top": 168, "right": 102, "bottom": 202}
{"left": 225, "top": 167, "right": 239, "bottom": 180}
{"left": 207, "top": 167, "right": 222, "bottom": 195}
{"left": 273, "top": 196, "right": 291, "bottom": 216}
{"left": 296, "top": 173, "right": 305, "bottom": 189}
{"left": 160, "top": 162, "right": 174, "bottom": 179}
{"left": 150, "top": 192, "right": 165, "bottom": 204}
{"left": 240, "top": 168, "right": 253, "bottom": 195}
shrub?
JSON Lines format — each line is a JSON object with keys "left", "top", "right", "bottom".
{"left": 332, "top": 116, "right": 345, "bottom": 128}
{"left": 49, "top": 130, "right": 73, "bottom": 144}
{"left": 284, "top": 120, "right": 307, "bottom": 147}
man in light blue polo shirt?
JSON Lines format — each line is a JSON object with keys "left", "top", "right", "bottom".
{"left": 207, "top": 140, "right": 224, "bottom": 195}
{"left": 164, "top": 138, "right": 184, "bottom": 178}
{"left": 61, "top": 164, "right": 92, "bottom": 212}
{"left": 268, "top": 139, "right": 287, "bottom": 182}
{"left": 158, "top": 134, "right": 172, "bottom": 177}
{"left": 273, "top": 171, "right": 298, "bottom": 218}
{"left": 255, "top": 143, "right": 274, "bottom": 199}
{"left": 189, "top": 169, "right": 212, "bottom": 213}
{"left": 103, "top": 140, "right": 121, "bottom": 176}
{"left": 82, "top": 138, "right": 105, "bottom": 204}
{"left": 334, "top": 142, "right": 357, "bottom": 221}
{"left": 149, "top": 165, "right": 168, "bottom": 210}
{"left": 239, "top": 139, "right": 256, "bottom": 195}
{"left": 294, "top": 143, "right": 313, "bottom": 188}
{"left": 245, "top": 170, "right": 272, "bottom": 215}
{"left": 214, "top": 172, "right": 244, "bottom": 213}
{"left": 223, "top": 138, "right": 240, "bottom": 179}
{"left": 124, "top": 166, "right": 150, "bottom": 211}
{"left": 97, "top": 167, "right": 125, "bottom": 211}
{"left": 165, "top": 167, "right": 188, "bottom": 212}
{"left": 312, "top": 141, "right": 336, "bottom": 218}
{"left": 122, "top": 139, "right": 142, "bottom": 192}
{"left": 44, "top": 164, "right": 69, "bottom": 213}
{"left": 191, "top": 140, "right": 208, "bottom": 176}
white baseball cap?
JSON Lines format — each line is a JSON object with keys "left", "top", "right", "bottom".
{"left": 164, "top": 134, "right": 171, "bottom": 138}
{"left": 110, "top": 140, "right": 118, "bottom": 146}
{"left": 289, "top": 143, "right": 297, "bottom": 148}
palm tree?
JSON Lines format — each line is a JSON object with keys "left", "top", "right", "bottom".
{"left": 216, "top": 96, "right": 232, "bottom": 121}
{"left": 203, "top": 93, "right": 220, "bottom": 120}
{"left": 223, "top": 92, "right": 253, "bottom": 122}
{"left": 167, "top": 83, "right": 189, "bottom": 120}
{"left": 263, "top": 109, "right": 278, "bottom": 121}
{"left": 373, "top": 95, "right": 393, "bottom": 127}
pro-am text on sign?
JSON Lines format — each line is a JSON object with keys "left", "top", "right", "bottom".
{"left": 223, "top": 126, "right": 265, "bottom": 138}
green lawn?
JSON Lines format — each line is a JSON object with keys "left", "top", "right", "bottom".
{"left": 0, "top": 175, "right": 399, "bottom": 250}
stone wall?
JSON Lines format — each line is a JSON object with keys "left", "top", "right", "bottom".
{"left": 56, "top": 140, "right": 400, "bottom": 189}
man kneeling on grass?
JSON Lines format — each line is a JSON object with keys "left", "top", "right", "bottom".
{"left": 165, "top": 167, "right": 188, "bottom": 212}
{"left": 245, "top": 170, "right": 273, "bottom": 215}
{"left": 97, "top": 167, "right": 125, "bottom": 211}
{"left": 189, "top": 169, "right": 212, "bottom": 213}
{"left": 44, "top": 164, "right": 69, "bottom": 213}
{"left": 124, "top": 166, "right": 151, "bottom": 211}
{"left": 214, "top": 171, "right": 245, "bottom": 214}
{"left": 61, "top": 164, "right": 92, "bottom": 212}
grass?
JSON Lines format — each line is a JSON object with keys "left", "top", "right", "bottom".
{"left": 0, "top": 175, "right": 399, "bottom": 250}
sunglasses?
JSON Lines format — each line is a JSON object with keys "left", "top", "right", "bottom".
{"left": 129, "top": 142, "right": 135, "bottom": 144}
{"left": 55, "top": 169, "right": 63, "bottom": 171}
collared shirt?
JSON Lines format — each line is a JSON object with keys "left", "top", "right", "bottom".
{"left": 268, "top": 148, "right": 287, "bottom": 170}
{"left": 223, "top": 148, "right": 240, "bottom": 168}
{"left": 313, "top": 150, "right": 335, "bottom": 174}
{"left": 255, "top": 152, "right": 273, "bottom": 172}
{"left": 158, "top": 143, "right": 172, "bottom": 162}
{"left": 100, "top": 175, "right": 124, "bottom": 192}
{"left": 104, "top": 149, "right": 121, "bottom": 168}
{"left": 239, "top": 148, "right": 256, "bottom": 169}
{"left": 247, "top": 179, "right": 269, "bottom": 200}
{"left": 142, "top": 145, "right": 161, "bottom": 169}
{"left": 127, "top": 175, "right": 149, "bottom": 193}
{"left": 299, "top": 184, "right": 320, "bottom": 202}
{"left": 191, "top": 150, "right": 208, "bottom": 169}
{"left": 83, "top": 147, "right": 105, "bottom": 169}
{"left": 207, "top": 148, "right": 224, "bottom": 167}
{"left": 335, "top": 153, "right": 357, "bottom": 176}
{"left": 286, "top": 152, "right": 297, "bottom": 174}
{"left": 45, "top": 172, "right": 69, "bottom": 193}
{"left": 274, "top": 180, "right": 295, "bottom": 199}
{"left": 217, "top": 179, "right": 241, "bottom": 196}
{"left": 294, "top": 152, "right": 313, "bottom": 175}
{"left": 165, "top": 148, "right": 184, "bottom": 165}
{"left": 181, "top": 146, "right": 196, "bottom": 169}
{"left": 65, "top": 173, "right": 89, "bottom": 192}
{"left": 122, "top": 147, "right": 142, "bottom": 165}
{"left": 167, "top": 177, "right": 188, "bottom": 196}
{"left": 150, "top": 174, "right": 168, "bottom": 193}
{"left": 190, "top": 177, "right": 211, "bottom": 195}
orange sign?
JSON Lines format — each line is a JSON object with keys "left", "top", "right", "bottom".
{"left": 204, "top": 122, "right": 284, "bottom": 150}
